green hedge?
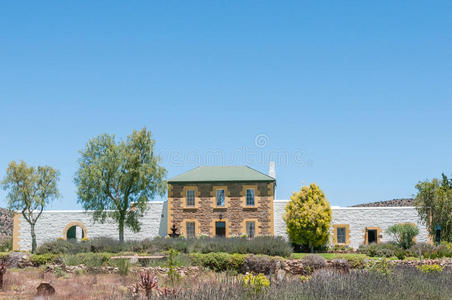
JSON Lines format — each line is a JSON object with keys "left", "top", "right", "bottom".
{"left": 189, "top": 252, "right": 246, "bottom": 272}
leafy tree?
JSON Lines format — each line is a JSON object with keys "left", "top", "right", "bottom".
{"left": 75, "top": 128, "right": 167, "bottom": 242}
{"left": 1, "top": 161, "right": 60, "bottom": 253}
{"left": 283, "top": 183, "right": 332, "bottom": 251}
{"left": 386, "top": 223, "right": 419, "bottom": 249}
{"left": 415, "top": 173, "right": 452, "bottom": 242}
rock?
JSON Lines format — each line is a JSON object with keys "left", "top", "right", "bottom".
{"left": 36, "top": 282, "right": 55, "bottom": 296}
{"left": 276, "top": 269, "right": 286, "bottom": 282}
{"left": 6, "top": 252, "right": 32, "bottom": 268}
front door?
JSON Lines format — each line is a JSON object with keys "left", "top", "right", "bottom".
{"left": 368, "top": 229, "right": 377, "bottom": 244}
{"left": 215, "top": 221, "right": 226, "bottom": 237}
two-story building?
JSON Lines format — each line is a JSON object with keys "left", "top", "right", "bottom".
{"left": 167, "top": 166, "right": 275, "bottom": 238}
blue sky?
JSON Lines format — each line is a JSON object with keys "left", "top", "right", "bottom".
{"left": 1, "top": 1, "right": 451, "bottom": 209}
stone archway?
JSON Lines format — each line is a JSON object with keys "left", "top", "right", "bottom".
{"left": 62, "top": 222, "right": 88, "bottom": 241}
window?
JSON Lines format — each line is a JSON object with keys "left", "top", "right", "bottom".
{"left": 186, "top": 190, "right": 195, "bottom": 207}
{"left": 216, "top": 189, "right": 225, "bottom": 206}
{"left": 337, "top": 227, "right": 346, "bottom": 244}
{"left": 246, "top": 189, "right": 255, "bottom": 206}
{"left": 215, "top": 221, "right": 226, "bottom": 237}
{"left": 246, "top": 221, "right": 255, "bottom": 238}
{"left": 186, "top": 222, "right": 195, "bottom": 238}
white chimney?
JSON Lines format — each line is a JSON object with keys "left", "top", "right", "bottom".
{"left": 269, "top": 161, "right": 275, "bottom": 178}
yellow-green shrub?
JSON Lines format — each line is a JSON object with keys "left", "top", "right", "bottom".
{"left": 242, "top": 273, "right": 270, "bottom": 294}
{"left": 416, "top": 264, "right": 443, "bottom": 273}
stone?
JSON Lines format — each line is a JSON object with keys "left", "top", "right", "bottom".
{"left": 276, "top": 269, "right": 286, "bottom": 282}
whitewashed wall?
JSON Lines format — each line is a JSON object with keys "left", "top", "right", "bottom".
{"left": 17, "top": 202, "right": 167, "bottom": 251}
{"left": 16, "top": 200, "right": 430, "bottom": 250}
{"left": 274, "top": 200, "right": 430, "bottom": 249}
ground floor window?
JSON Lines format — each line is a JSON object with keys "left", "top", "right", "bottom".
{"left": 215, "top": 221, "right": 226, "bottom": 237}
{"left": 186, "top": 221, "right": 196, "bottom": 238}
{"left": 336, "top": 227, "right": 346, "bottom": 244}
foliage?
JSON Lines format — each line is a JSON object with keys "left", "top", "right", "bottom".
{"left": 63, "top": 253, "right": 113, "bottom": 267}
{"left": 301, "top": 254, "right": 326, "bottom": 274}
{"left": 417, "top": 264, "right": 443, "bottom": 273}
{"left": 74, "top": 128, "right": 167, "bottom": 242}
{"left": 113, "top": 258, "right": 130, "bottom": 276}
{"left": 166, "top": 248, "right": 180, "bottom": 287}
{"left": 300, "top": 275, "right": 312, "bottom": 282}
{"left": 0, "top": 238, "right": 12, "bottom": 252}
{"left": 189, "top": 252, "right": 246, "bottom": 272}
{"left": 386, "top": 223, "right": 419, "bottom": 249}
{"left": 30, "top": 253, "right": 59, "bottom": 266}
{"left": 0, "top": 260, "right": 7, "bottom": 290}
{"left": 415, "top": 174, "right": 452, "bottom": 242}
{"left": 283, "top": 183, "right": 332, "bottom": 250}
{"left": 358, "top": 242, "right": 402, "bottom": 258}
{"left": 367, "top": 258, "right": 392, "bottom": 275}
{"left": 242, "top": 273, "right": 270, "bottom": 295}
{"left": 1, "top": 161, "right": 60, "bottom": 253}
{"left": 36, "top": 236, "right": 292, "bottom": 257}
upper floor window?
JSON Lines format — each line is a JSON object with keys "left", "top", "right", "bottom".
{"left": 246, "top": 189, "right": 255, "bottom": 206}
{"left": 216, "top": 189, "right": 225, "bottom": 206}
{"left": 337, "top": 227, "right": 346, "bottom": 244}
{"left": 186, "top": 221, "right": 195, "bottom": 238}
{"left": 186, "top": 190, "right": 195, "bottom": 206}
{"left": 246, "top": 221, "right": 255, "bottom": 238}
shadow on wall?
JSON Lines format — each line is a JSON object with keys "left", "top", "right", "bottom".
{"left": 158, "top": 201, "right": 168, "bottom": 237}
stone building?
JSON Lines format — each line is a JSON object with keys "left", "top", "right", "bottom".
{"left": 12, "top": 165, "right": 431, "bottom": 251}
{"left": 167, "top": 166, "right": 275, "bottom": 238}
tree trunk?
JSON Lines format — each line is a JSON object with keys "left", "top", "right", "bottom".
{"left": 119, "top": 216, "right": 124, "bottom": 243}
{"left": 31, "top": 223, "right": 37, "bottom": 254}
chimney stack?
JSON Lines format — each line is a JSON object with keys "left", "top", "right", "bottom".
{"left": 269, "top": 161, "right": 275, "bottom": 178}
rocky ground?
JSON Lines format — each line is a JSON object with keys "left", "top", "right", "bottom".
{"left": 0, "top": 208, "right": 12, "bottom": 244}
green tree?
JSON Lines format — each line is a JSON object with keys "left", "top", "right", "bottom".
{"left": 415, "top": 173, "right": 452, "bottom": 242}
{"left": 74, "top": 128, "right": 167, "bottom": 242}
{"left": 386, "top": 223, "right": 419, "bottom": 249}
{"left": 1, "top": 161, "right": 60, "bottom": 253}
{"left": 283, "top": 183, "right": 332, "bottom": 251}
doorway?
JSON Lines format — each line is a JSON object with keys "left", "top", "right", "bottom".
{"left": 215, "top": 221, "right": 226, "bottom": 237}
{"left": 367, "top": 229, "right": 377, "bottom": 244}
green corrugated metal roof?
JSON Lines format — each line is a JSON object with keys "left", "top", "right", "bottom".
{"left": 168, "top": 166, "right": 275, "bottom": 183}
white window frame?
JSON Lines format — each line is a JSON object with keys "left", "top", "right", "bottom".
{"left": 246, "top": 189, "right": 255, "bottom": 206}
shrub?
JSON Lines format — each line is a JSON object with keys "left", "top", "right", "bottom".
{"left": 242, "top": 273, "right": 270, "bottom": 294}
{"left": 367, "top": 258, "right": 392, "bottom": 275}
{"left": 407, "top": 242, "right": 435, "bottom": 258}
{"left": 283, "top": 183, "right": 332, "bottom": 250}
{"left": 36, "top": 236, "right": 293, "bottom": 257}
{"left": 386, "top": 223, "right": 419, "bottom": 249}
{"left": 417, "top": 264, "right": 443, "bottom": 273}
{"left": 301, "top": 254, "right": 326, "bottom": 273}
{"left": 63, "top": 253, "right": 113, "bottom": 267}
{"left": 112, "top": 258, "right": 130, "bottom": 276}
{"left": 358, "top": 242, "right": 401, "bottom": 258}
{"left": 336, "top": 254, "right": 368, "bottom": 269}
{"left": 189, "top": 252, "right": 246, "bottom": 272}
{"left": 30, "top": 253, "right": 60, "bottom": 266}
{"left": 0, "top": 238, "right": 12, "bottom": 252}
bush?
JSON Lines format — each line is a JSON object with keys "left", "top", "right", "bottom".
{"left": 386, "top": 224, "right": 419, "bottom": 249}
{"left": 301, "top": 254, "right": 326, "bottom": 273}
{"left": 189, "top": 252, "right": 246, "bottom": 272}
{"left": 0, "top": 238, "right": 12, "bottom": 252}
{"left": 417, "top": 264, "right": 443, "bottom": 273}
{"left": 358, "top": 242, "right": 401, "bottom": 258}
{"left": 36, "top": 236, "right": 293, "bottom": 257}
{"left": 242, "top": 273, "right": 270, "bottom": 294}
{"left": 63, "top": 253, "right": 113, "bottom": 267}
{"left": 30, "top": 253, "right": 60, "bottom": 266}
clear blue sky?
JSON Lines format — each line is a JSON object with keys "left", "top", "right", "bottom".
{"left": 1, "top": 1, "right": 451, "bottom": 209}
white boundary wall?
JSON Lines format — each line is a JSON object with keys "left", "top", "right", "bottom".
{"left": 274, "top": 200, "right": 430, "bottom": 249}
{"left": 16, "top": 202, "right": 167, "bottom": 251}
{"left": 16, "top": 200, "right": 429, "bottom": 250}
